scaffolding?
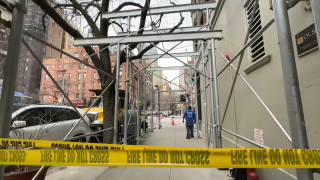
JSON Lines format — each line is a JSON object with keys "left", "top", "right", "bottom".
{"left": 0, "top": 1, "right": 319, "bottom": 180}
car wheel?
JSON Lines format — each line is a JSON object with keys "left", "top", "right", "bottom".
{"left": 72, "top": 136, "right": 86, "bottom": 143}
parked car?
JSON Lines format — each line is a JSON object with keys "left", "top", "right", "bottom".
{"left": 163, "top": 112, "right": 168, "bottom": 117}
{"left": 10, "top": 105, "right": 91, "bottom": 142}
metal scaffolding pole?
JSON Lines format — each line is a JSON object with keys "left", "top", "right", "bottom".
{"left": 0, "top": 0, "right": 26, "bottom": 178}
{"left": 201, "top": 41, "right": 209, "bottom": 148}
{"left": 136, "top": 59, "right": 141, "bottom": 144}
{"left": 150, "top": 73, "right": 154, "bottom": 130}
{"left": 113, "top": 43, "right": 121, "bottom": 144}
{"left": 143, "top": 60, "right": 147, "bottom": 137}
{"left": 273, "top": 0, "right": 313, "bottom": 179}
{"left": 215, "top": 49, "right": 292, "bottom": 143}
{"left": 220, "top": 0, "right": 259, "bottom": 126}
{"left": 194, "top": 71, "right": 200, "bottom": 138}
{"left": 209, "top": 39, "right": 222, "bottom": 148}
{"left": 157, "top": 85, "right": 161, "bottom": 129}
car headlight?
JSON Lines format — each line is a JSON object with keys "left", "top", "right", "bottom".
{"left": 92, "top": 120, "right": 103, "bottom": 124}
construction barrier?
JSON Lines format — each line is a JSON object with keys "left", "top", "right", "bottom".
{"left": 1, "top": 139, "right": 320, "bottom": 168}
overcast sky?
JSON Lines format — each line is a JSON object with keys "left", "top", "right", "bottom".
{"left": 107, "top": 0, "right": 194, "bottom": 86}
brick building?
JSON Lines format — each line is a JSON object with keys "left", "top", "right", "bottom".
{"left": 40, "top": 48, "right": 145, "bottom": 105}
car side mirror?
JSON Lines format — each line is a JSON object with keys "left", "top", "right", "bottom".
{"left": 11, "top": 121, "right": 26, "bottom": 129}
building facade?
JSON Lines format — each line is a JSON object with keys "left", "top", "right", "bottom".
{"left": 15, "top": 0, "right": 63, "bottom": 99}
{"left": 193, "top": 0, "right": 320, "bottom": 180}
{"left": 40, "top": 48, "right": 145, "bottom": 106}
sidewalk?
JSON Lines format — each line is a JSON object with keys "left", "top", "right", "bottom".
{"left": 45, "top": 117, "right": 229, "bottom": 180}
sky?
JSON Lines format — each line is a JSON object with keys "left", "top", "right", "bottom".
{"left": 103, "top": 0, "right": 194, "bottom": 86}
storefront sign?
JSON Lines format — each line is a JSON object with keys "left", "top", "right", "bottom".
{"left": 295, "top": 24, "right": 318, "bottom": 56}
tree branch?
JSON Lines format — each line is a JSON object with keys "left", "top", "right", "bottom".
{"left": 113, "top": 2, "right": 143, "bottom": 12}
{"left": 68, "top": 0, "right": 101, "bottom": 36}
{"left": 42, "top": 4, "right": 73, "bottom": 32}
{"left": 110, "top": 21, "right": 124, "bottom": 32}
{"left": 30, "top": 0, "right": 103, "bottom": 69}
{"left": 84, "top": 0, "right": 101, "bottom": 11}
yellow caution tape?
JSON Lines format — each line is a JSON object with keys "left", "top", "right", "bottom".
{"left": 1, "top": 139, "right": 320, "bottom": 168}
{"left": 0, "top": 138, "right": 199, "bottom": 150}
{"left": 0, "top": 148, "right": 319, "bottom": 168}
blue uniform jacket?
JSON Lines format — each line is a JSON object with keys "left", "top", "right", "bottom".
{"left": 183, "top": 110, "right": 196, "bottom": 121}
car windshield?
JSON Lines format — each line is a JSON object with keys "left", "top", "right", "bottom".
{"left": 88, "top": 97, "right": 103, "bottom": 108}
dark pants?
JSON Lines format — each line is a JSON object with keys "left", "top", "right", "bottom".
{"left": 186, "top": 121, "right": 194, "bottom": 139}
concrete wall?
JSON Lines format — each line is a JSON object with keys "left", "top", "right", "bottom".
{"left": 196, "top": 0, "right": 320, "bottom": 179}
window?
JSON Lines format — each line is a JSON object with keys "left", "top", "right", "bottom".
{"left": 69, "top": 63, "right": 72, "bottom": 69}
{"left": 69, "top": 73, "right": 71, "bottom": 79}
{"left": 74, "top": 53, "right": 78, "bottom": 58}
{"left": 63, "top": 64, "right": 66, "bottom": 69}
{"left": 245, "top": 0, "right": 265, "bottom": 63}
{"left": 84, "top": 65, "right": 87, "bottom": 69}
{"left": 45, "top": 74, "right": 48, "bottom": 80}
{"left": 78, "top": 63, "right": 81, "bottom": 69}
{"left": 82, "top": 94, "right": 85, "bottom": 101}
{"left": 12, "top": 108, "right": 46, "bottom": 127}
{"left": 26, "top": 59, "right": 29, "bottom": 64}
{"left": 59, "top": 64, "right": 61, "bottom": 69}
{"left": 25, "top": 67, "right": 28, "bottom": 71}
{"left": 77, "top": 83, "right": 80, "bottom": 89}
{"left": 43, "top": 95, "right": 45, "bottom": 100}
{"left": 78, "top": 72, "right": 81, "bottom": 80}
{"left": 119, "top": 81, "right": 122, "bottom": 89}
{"left": 119, "top": 71, "right": 122, "bottom": 77}
{"left": 83, "top": 72, "right": 86, "bottom": 79}
{"left": 76, "top": 93, "right": 79, "bottom": 101}
{"left": 93, "top": 72, "right": 96, "bottom": 79}
{"left": 50, "top": 37, "right": 53, "bottom": 42}
{"left": 51, "top": 30, "right": 54, "bottom": 35}
{"left": 93, "top": 82, "right": 95, "bottom": 88}
{"left": 44, "top": 84, "right": 46, "bottom": 90}
{"left": 83, "top": 82, "right": 85, "bottom": 89}
{"left": 63, "top": 73, "right": 66, "bottom": 79}
{"left": 99, "top": 83, "right": 101, "bottom": 88}
{"left": 47, "top": 108, "right": 79, "bottom": 122}
{"left": 46, "top": 65, "right": 49, "bottom": 70}
{"left": 49, "top": 50, "right": 52, "bottom": 55}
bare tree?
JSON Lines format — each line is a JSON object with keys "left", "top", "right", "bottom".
{"left": 162, "top": 91, "right": 180, "bottom": 114}
{"left": 0, "top": 0, "right": 184, "bottom": 143}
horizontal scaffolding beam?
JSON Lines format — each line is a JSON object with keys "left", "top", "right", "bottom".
{"left": 118, "top": 26, "right": 208, "bottom": 36}
{"left": 159, "top": 102, "right": 188, "bottom": 104}
{"left": 103, "top": 2, "right": 216, "bottom": 19}
{"left": 74, "top": 31, "right": 223, "bottom": 46}
{"left": 160, "top": 90, "right": 186, "bottom": 92}
{"left": 142, "top": 52, "right": 199, "bottom": 59}
{"left": 146, "top": 66, "right": 190, "bottom": 71}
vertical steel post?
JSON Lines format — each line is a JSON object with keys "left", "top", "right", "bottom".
{"left": 201, "top": 41, "right": 209, "bottom": 148}
{"left": 0, "top": 0, "right": 26, "bottom": 179}
{"left": 157, "top": 85, "right": 161, "bottom": 129}
{"left": 123, "top": 16, "right": 131, "bottom": 144}
{"left": 210, "top": 39, "right": 222, "bottom": 148}
{"left": 150, "top": 73, "right": 154, "bottom": 130}
{"left": 190, "top": 69, "right": 193, "bottom": 109}
{"left": 113, "top": 43, "right": 121, "bottom": 144}
{"left": 142, "top": 60, "right": 146, "bottom": 136}
{"left": 207, "top": 43, "right": 216, "bottom": 148}
{"left": 195, "top": 72, "right": 200, "bottom": 138}
{"left": 136, "top": 59, "right": 141, "bottom": 144}
{"left": 273, "top": 0, "right": 313, "bottom": 179}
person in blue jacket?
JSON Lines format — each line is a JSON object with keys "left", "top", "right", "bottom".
{"left": 183, "top": 106, "right": 196, "bottom": 139}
